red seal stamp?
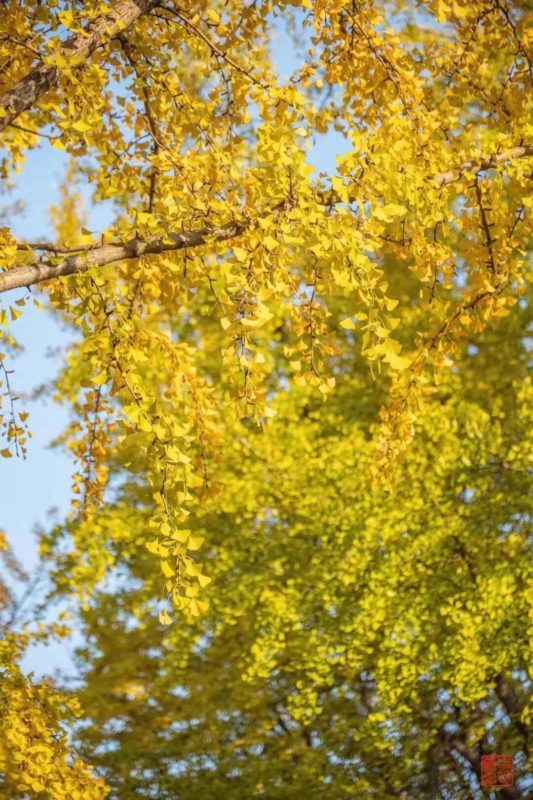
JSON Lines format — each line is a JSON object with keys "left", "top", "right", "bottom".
{"left": 480, "top": 754, "right": 514, "bottom": 788}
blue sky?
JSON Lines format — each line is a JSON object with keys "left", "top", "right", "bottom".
{"left": 1, "top": 19, "right": 347, "bottom": 676}
{"left": 4, "top": 148, "right": 98, "bottom": 573}
{"left": 2, "top": 147, "right": 108, "bottom": 676}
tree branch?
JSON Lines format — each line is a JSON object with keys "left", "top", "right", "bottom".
{"left": 0, "top": 220, "right": 248, "bottom": 294}
{"left": 0, "top": 0, "right": 156, "bottom": 133}
{"left": 435, "top": 144, "right": 533, "bottom": 187}
{"left": 475, "top": 175, "right": 496, "bottom": 274}
{"left": 0, "top": 144, "right": 530, "bottom": 294}
{"left": 318, "top": 145, "right": 533, "bottom": 204}
{"left": 495, "top": 673, "right": 530, "bottom": 752}
{"left": 156, "top": 6, "right": 266, "bottom": 89}
{"left": 447, "top": 731, "right": 521, "bottom": 800}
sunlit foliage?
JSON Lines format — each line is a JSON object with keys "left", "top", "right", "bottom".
{"left": 0, "top": 0, "right": 531, "bottom": 797}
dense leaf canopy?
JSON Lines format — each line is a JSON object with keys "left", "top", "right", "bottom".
{"left": 0, "top": 0, "right": 531, "bottom": 798}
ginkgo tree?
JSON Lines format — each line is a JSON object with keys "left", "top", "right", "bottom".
{"left": 58, "top": 287, "right": 532, "bottom": 799}
{"left": 0, "top": 0, "right": 531, "bottom": 797}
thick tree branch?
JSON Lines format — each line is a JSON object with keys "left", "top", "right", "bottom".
{"left": 0, "top": 0, "right": 156, "bottom": 133}
{"left": 0, "top": 145, "right": 530, "bottom": 295}
{"left": 0, "top": 221, "right": 248, "bottom": 294}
